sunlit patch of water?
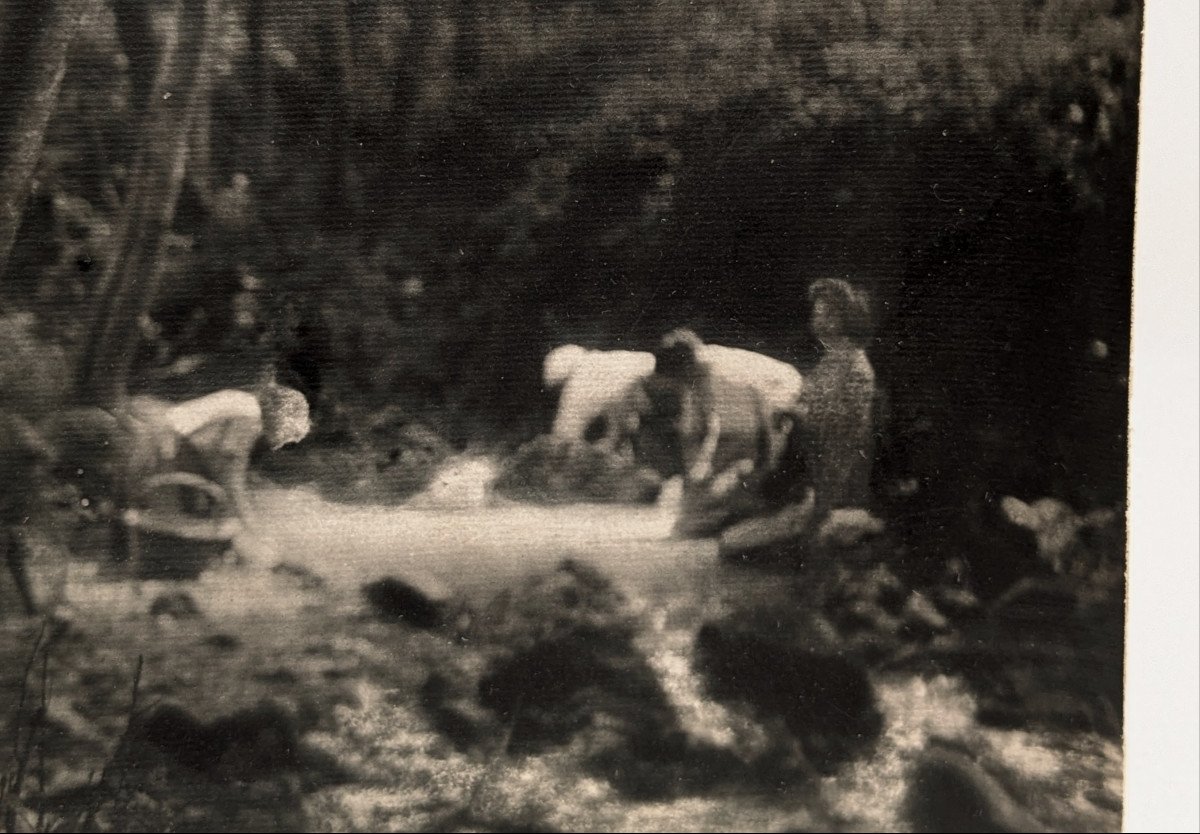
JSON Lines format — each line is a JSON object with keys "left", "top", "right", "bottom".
{"left": 307, "top": 680, "right": 488, "bottom": 831}
{"left": 822, "top": 674, "right": 977, "bottom": 831}
{"left": 822, "top": 674, "right": 1123, "bottom": 832}
{"left": 248, "top": 487, "right": 1122, "bottom": 831}
{"left": 631, "top": 585, "right": 776, "bottom": 759}
{"left": 310, "top": 678, "right": 827, "bottom": 833}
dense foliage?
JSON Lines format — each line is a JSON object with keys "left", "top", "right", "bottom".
{"left": 1, "top": 0, "right": 1140, "bottom": 507}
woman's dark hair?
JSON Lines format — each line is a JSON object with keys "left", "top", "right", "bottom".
{"left": 653, "top": 327, "right": 705, "bottom": 379}
{"left": 809, "top": 278, "right": 874, "bottom": 347}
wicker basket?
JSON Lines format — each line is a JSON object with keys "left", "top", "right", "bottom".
{"left": 123, "top": 472, "right": 241, "bottom": 580}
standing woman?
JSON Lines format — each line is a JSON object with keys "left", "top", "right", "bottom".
{"left": 719, "top": 278, "right": 880, "bottom": 557}
{"left": 796, "top": 278, "right": 878, "bottom": 515}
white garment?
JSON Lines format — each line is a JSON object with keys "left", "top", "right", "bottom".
{"left": 699, "top": 345, "right": 803, "bottom": 418}
{"left": 544, "top": 342, "right": 802, "bottom": 441}
{"left": 544, "top": 347, "right": 656, "bottom": 440}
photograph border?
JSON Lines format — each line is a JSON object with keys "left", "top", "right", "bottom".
{"left": 1123, "top": 2, "right": 1200, "bottom": 831}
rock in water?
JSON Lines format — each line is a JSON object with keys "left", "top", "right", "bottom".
{"left": 131, "top": 701, "right": 303, "bottom": 784}
{"left": 407, "top": 456, "right": 499, "bottom": 509}
{"left": 492, "top": 436, "right": 662, "bottom": 505}
{"left": 271, "top": 560, "right": 326, "bottom": 591}
{"left": 480, "top": 559, "right": 637, "bottom": 649}
{"left": 419, "top": 672, "right": 494, "bottom": 752}
{"left": 465, "top": 560, "right": 744, "bottom": 798}
{"left": 362, "top": 574, "right": 452, "bottom": 629}
{"left": 715, "top": 494, "right": 816, "bottom": 563}
{"left": 693, "top": 622, "right": 882, "bottom": 774}
{"left": 815, "top": 507, "right": 886, "bottom": 549}
{"left": 476, "top": 625, "right": 741, "bottom": 799}
{"left": 478, "top": 630, "right": 627, "bottom": 753}
{"left": 149, "top": 591, "right": 202, "bottom": 619}
{"left": 905, "top": 743, "right": 1048, "bottom": 833}
{"left": 475, "top": 562, "right": 660, "bottom": 753}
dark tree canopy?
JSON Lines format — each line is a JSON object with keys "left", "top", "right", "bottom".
{"left": 1, "top": 0, "right": 1141, "bottom": 505}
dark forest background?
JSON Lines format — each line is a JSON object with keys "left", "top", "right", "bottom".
{"left": 1, "top": 0, "right": 1141, "bottom": 511}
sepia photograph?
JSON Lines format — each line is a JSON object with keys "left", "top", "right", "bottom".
{"left": 0, "top": 0, "right": 1177, "bottom": 831}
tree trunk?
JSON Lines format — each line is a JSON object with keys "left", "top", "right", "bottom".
{"left": 246, "top": 0, "right": 284, "bottom": 271}
{"left": 322, "top": 0, "right": 360, "bottom": 227}
{"left": 75, "top": 0, "right": 221, "bottom": 409}
{"left": 187, "top": 83, "right": 215, "bottom": 210}
{"left": 247, "top": 0, "right": 277, "bottom": 191}
{"left": 0, "top": 0, "right": 94, "bottom": 282}
{"left": 110, "top": 0, "right": 158, "bottom": 118}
